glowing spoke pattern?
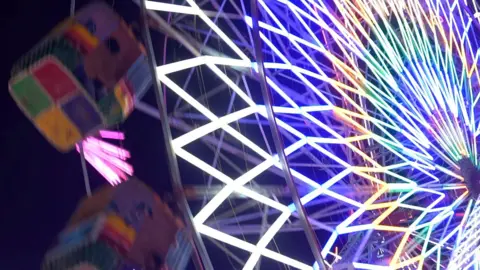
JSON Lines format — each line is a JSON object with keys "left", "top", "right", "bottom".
{"left": 76, "top": 130, "right": 133, "bottom": 186}
{"left": 448, "top": 198, "right": 480, "bottom": 269}
{"left": 139, "top": 0, "right": 480, "bottom": 268}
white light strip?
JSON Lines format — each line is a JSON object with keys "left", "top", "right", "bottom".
{"left": 157, "top": 71, "right": 272, "bottom": 160}
{"left": 145, "top": 0, "right": 197, "bottom": 14}
{"left": 156, "top": 57, "right": 206, "bottom": 75}
{"left": 173, "top": 106, "right": 258, "bottom": 148}
{"left": 156, "top": 56, "right": 251, "bottom": 75}
{"left": 198, "top": 224, "right": 312, "bottom": 270}
{"left": 185, "top": 140, "right": 306, "bottom": 224}
{"left": 243, "top": 212, "right": 292, "bottom": 269}
{"left": 184, "top": 0, "right": 250, "bottom": 61}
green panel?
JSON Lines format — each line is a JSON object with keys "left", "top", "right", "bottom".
{"left": 98, "top": 92, "right": 124, "bottom": 126}
{"left": 10, "top": 75, "right": 52, "bottom": 117}
{"left": 52, "top": 38, "right": 81, "bottom": 72}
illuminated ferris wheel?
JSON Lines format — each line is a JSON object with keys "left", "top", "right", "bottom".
{"left": 128, "top": 0, "right": 480, "bottom": 269}
{"left": 9, "top": 0, "right": 480, "bottom": 267}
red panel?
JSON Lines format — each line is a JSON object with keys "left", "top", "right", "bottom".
{"left": 33, "top": 59, "right": 79, "bottom": 102}
{"left": 99, "top": 227, "right": 131, "bottom": 256}
{"left": 101, "top": 223, "right": 133, "bottom": 246}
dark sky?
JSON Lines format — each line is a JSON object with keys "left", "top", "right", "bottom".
{"left": 0, "top": 1, "right": 173, "bottom": 268}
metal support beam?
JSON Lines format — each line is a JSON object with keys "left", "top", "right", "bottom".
{"left": 249, "top": 0, "right": 327, "bottom": 268}
{"left": 139, "top": 1, "right": 213, "bottom": 269}
{"left": 79, "top": 143, "right": 91, "bottom": 197}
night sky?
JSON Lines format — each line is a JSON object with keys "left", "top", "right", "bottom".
{"left": 1, "top": 1, "right": 173, "bottom": 269}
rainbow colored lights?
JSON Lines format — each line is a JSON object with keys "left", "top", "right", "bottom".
{"left": 76, "top": 130, "right": 133, "bottom": 186}
{"left": 142, "top": 0, "right": 480, "bottom": 268}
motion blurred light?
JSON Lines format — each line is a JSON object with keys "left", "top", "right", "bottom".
{"left": 42, "top": 177, "right": 192, "bottom": 270}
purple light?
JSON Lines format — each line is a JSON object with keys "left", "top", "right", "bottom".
{"left": 99, "top": 130, "right": 125, "bottom": 140}
{"left": 76, "top": 130, "right": 133, "bottom": 185}
{"left": 84, "top": 137, "right": 131, "bottom": 159}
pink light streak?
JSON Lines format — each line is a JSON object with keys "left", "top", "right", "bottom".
{"left": 84, "top": 137, "right": 131, "bottom": 159}
{"left": 98, "top": 130, "right": 125, "bottom": 140}
{"left": 76, "top": 130, "right": 133, "bottom": 186}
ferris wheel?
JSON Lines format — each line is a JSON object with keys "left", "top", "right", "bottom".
{"left": 10, "top": 0, "right": 480, "bottom": 268}
{"left": 130, "top": 0, "right": 480, "bottom": 269}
